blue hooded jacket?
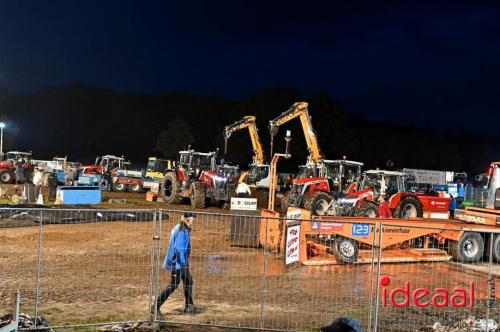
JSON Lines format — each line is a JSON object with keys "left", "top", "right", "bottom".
{"left": 449, "top": 197, "right": 457, "bottom": 211}
{"left": 162, "top": 223, "right": 191, "bottom": 271}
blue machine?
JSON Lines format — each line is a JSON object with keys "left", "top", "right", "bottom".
{"left": 55, "top": 170, "right": 66, "bottom": 185}
{"left": 447, "top": 182, "right": 465, "bottom": 198}
{"left": 432, "top": 183, "right": 465, "bottom": 198}
{"left": 77, "top": 173, "right": 102, "bottom": 186}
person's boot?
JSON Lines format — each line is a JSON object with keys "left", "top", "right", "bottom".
{"left": 150, "top": 305, "right": 163, "bottom": 317}
{"left": 184, "top": 304, "right": 202, "bottom": 314}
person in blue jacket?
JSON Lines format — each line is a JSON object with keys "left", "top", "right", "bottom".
{"left": 153, "top": 211, "right": 201, "bottom": 316}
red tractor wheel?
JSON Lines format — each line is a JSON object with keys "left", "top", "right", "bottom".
{"left": 280, "top": 191, "right": 292, "bottom": 214}
{"left": 304, "top": 191, "right": 334, "bottom": 216}
{"left": 394, "top": 196, "right": 423, "bottom": 219}
{"left": 0, "top": 169, "right": 14, "bottom": 184}
{"left": 190, "top": 181, "right": 206, "bottom": 209}
{"left": 356, "top": 202, "right": 378, "bottom": 218}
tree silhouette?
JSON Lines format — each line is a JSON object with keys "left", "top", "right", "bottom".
{"left": 155, "top": 118, "right": 195, "bottom": 158}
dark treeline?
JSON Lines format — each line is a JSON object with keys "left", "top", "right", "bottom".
{"left": 0, "top": 83, "right": 497, "bottom": 176}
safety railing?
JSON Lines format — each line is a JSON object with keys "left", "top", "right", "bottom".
{"left": 1, "top": 207, "right": 499, "bottom": 331}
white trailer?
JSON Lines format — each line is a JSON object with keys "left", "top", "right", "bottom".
{"left": 403, "top": 168, "right": 454, "bottom": 186}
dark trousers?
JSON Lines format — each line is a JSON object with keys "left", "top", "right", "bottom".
{"left": 156, "top": 267, "right": 193, "bottom": 309}
{"left": 48, "top": 187, "right": 57, "bottom": 202}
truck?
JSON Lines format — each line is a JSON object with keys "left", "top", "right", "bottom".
{"left": 453, "top": 162, "right": 500, "bottom": 261}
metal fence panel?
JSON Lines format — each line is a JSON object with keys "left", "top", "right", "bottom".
{"left": 265, "top": 218, "right": 377, "bottom": 331}
{"left": 3, "top": 206, "right": 500, "bottom": 332}
{"left": 33, "top": 208, "right": 155, "bottom": 327}
{"left": 0, "top": 208, "right": 41, "bottom": 322}
{"left": 155, "top": 210, "right": 265, "bottom": 329}
{"left": 374, "top": 222, "right": 500, "bottom": 332}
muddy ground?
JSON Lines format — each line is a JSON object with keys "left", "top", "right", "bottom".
{"left": 1, "top": 189, "right": 500, "bottom": 331}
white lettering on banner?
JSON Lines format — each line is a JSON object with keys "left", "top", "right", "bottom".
{"left": 286, "top": 225, "right": 300, "bottom": 265}
{"left": 230, "top": 197, "right": 258, "bottom": 211}
{"left": 286, "top": 209, "right": 302, "bottom": 224}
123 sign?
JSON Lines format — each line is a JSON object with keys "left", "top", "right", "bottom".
{"left": 352, "top": 223, "right": 370, "bottom": 237}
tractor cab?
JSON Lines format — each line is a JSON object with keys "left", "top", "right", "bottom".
{"left": 246, "top": 164, "right": 271, "bottom": 188}
{"left": 96, "top": 155, "right": 126, "bottom": 173}
{"left": 146, "top": 157, "right": 172, "bottom": 180}
{"left": 294, "top": 159, "right": 363, "bottom": 194}
{"left": 177, "top": 150, "right": 216, "bottom": 178}
{"left": 322, "top": 160, "right": 363, "bottom": 194}
{"left": 3, "top": 151, "right": 32, "bottom": 164}
{"left": 52, "top": 157, "right": 67, "bottom": 171}
{"left": 356, "top": 170, "right": 406, "bottom": 201}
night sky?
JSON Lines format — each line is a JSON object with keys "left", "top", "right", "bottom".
{"left": 1, "top": 1, "right": 499, "bottom": 133}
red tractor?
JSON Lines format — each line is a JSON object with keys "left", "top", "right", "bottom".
{"left": 309, "top": 169, "right": 451, "bottom": 218}
{"left": 0, "top": 151, "right": 34, "bottom": 184}
{"left": 80, "top": 155, "right": 126, "bottom": 175}
{"left": 161, "top": 150, "right": 239, "bottom": 208}
{"left": 282, "top": 159, "right": 363, "bottom": 214}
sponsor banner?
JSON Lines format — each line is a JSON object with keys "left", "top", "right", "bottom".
{"left": 285, "top": 225, "right": 300, "bottom": 265}
{"left": 230, "top": 197, "right": 258, "bottom": 211}
{"left": 286, "top": 209, "right": 302, "bottom": 224}
{"left": 319, "top": 222, "right": 344, "bottom": 231}
{"left": 352, "top": 223, "right": 370, "bottom": 237}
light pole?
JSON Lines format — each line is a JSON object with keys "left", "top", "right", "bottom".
{"left": 0, "top": 122, "right": 5, "bottom": 157}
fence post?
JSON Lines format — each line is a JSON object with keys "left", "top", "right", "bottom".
{"left": 367, "top": 223, "right": 378, "bottom": 332}
{"left": 373, "top": 223, "right": 384, "bottom": 332}
{"left": 486, "top": 232, "right": 494, "bottom": 332}
{"left": 259, "top": 214, "right": 269, "bottom": 329}
{"left": 148, "top": 209, "right": 158, "bottom": 322}
{"left": 154, "top": 210, "right": 163, "bottom": 320}
{"left": 34, "top": 210, "right": 43, "bottom": 328}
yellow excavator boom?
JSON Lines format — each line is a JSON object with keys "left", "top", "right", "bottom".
{"left": 224, "top": 115, "right": 265, "bottom": 165}
{"left": 268, "top": 101, "right": 322, "bottom": 164}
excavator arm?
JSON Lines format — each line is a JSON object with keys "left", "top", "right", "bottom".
{"left": 224, "top": 116, "right": 265, "bottom": 165}
{"left": 268, "top": 101, "right": 322, "bottom": 164}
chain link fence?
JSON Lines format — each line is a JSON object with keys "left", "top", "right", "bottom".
{"left": 464, "top": 185, "right": 489, "bottom": 207}
{"left": 1, "top": 207, "right": 499, "bottom": 331}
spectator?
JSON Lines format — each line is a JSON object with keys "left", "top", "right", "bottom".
{"left": 235, "top": 182, "right": 251, "bottom": 197}
{"left": 65, "top": 167, "right": 77, "bottom": 186}
{"left": 321, "top": 316, "right": 362, "bottom": 332}
{"left": 449, "top": 194, "right": 456, "bottom": 218}
{"left": 153, "top": 212, "right": 201, "bottom": 316}
{"left": 15, "top": 163, "right": 24, "bottom": 184}
{"left": 32, "top": 167, "right": 44, "bottom": 200}
{"left": 378, "top": 196, "right": 392, "bottom": 218}
{"left": 47, "top": 171, "right": 58, "bottom": 202}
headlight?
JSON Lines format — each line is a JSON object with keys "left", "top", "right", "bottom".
{"left": 213, "top": 175, "right": 226, "bottom": 182}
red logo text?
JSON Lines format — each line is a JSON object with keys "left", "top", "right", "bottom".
{"left": 380, "top": 276, "right": 475, "bottom": 308}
